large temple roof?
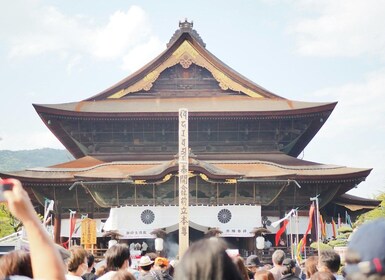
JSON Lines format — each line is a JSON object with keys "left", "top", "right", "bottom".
{"left": 32, "top": 20, "right": 337, "bottom": 160}
{"left": 0, "top": 153, "right": 375, "bottom": 213}
{"left": 334, "top": 193, "right": 380, "bottom": 210}
{"left": 0, "top": 153, "right": 371, "bottom": 188}
{"left": 33, "top": 97, "right": 335, "bottom": 117}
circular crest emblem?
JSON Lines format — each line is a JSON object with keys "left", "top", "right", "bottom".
{"left": 217, "top": 209, "right": 232, "bottom": 224}
{"left": 141, "top": 209, "right": 155, "bottom": 224}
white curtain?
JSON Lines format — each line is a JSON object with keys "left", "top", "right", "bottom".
{"left": 103, "top": 205, "right": 262, "bottom": 238}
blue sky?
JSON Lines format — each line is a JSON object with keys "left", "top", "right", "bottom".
{"left": 0, "top": 0, "right": 384, "bottom": 198}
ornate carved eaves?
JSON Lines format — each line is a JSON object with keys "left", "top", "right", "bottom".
{"left": 108, "top": 41, "right": 265, "bottom": 99}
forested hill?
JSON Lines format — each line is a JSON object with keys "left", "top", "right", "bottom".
{"left": 0, "top": 148, "right": 74, "bottom": 171}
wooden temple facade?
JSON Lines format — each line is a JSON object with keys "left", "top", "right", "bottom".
{"left": 0, "top": 20, "right": 379, "bottom": 250}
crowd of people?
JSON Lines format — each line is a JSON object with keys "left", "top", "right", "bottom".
{"left": 1, "top": 178, "right": 384, "bottom": 280}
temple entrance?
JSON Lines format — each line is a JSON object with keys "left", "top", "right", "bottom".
{"left": 164, "top": 227, "right": 204, "bottom": 258}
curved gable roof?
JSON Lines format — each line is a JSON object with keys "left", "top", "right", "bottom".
{"left": 85, "top": 21, "right": 282, "bottom": 101}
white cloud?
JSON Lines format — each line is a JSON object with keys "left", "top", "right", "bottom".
{"left": 2, "top": 2, "right": 161, "bottom": 74}
{"left": 282, "top": 0, "right": 385, "bottom": 198}
{"left": 121, "top": 36, "right": 165, "bottom": 73}
{"left": 91, "top": 6, "right": 151, "bottom": 59}
{"left": 312, "top": 69, "right": 385, "bottom": 135}
{"left": 305, "top": 69, "right": 385, "bottom": 162}
{"left": 7, "top": 5, "right": 91, "bottom": 58}
{"left": 288, "top": 0, "right": 385, "bottom": 58}
{"left": 66, "top": 54, "right": 83, "bottom": 75}
{"left": 303, "top": 69, "right": 385, "bottom": 198}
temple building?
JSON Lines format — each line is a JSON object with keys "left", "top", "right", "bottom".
{"left": 0, "top": 20, "right": 379, "bottom": 252}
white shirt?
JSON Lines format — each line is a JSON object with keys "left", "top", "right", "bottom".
{"left": 97, "top": 271, "right": 117, "bottom": 280}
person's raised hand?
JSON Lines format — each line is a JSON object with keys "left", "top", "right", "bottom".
{"left": 2, "top": 178, "right": 37, "bottom": 223}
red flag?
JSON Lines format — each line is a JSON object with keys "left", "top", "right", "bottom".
{"left": 68, "top": 212, "right": 77, "bottom": 245}
{"left": 62, "top": 240, "right": 69, "bottom": 249}
{"left": 70, "top": 216, "right": 76, "bottom": 237}
{"left": 299, "top": 203, "right": 315, "bottom": 252}
{"left": 275, "top": 219, "right": 289, "bottom": 246}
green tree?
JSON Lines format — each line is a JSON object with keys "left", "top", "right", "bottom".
{"left": 0, "top": 203, "right": 20, "bottom": 237}
{"left": 355, "top": 192, "right": 385, "bottom": 226}
{"left": 0, "top": 203, "right": 45, "bottom": 238}
{"left": 327, "top": 226, "right": 352, "bottom": 248}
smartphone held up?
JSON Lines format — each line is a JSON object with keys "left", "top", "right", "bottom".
{"left": 0, "top": 178, "right": 14, "bottom": 202}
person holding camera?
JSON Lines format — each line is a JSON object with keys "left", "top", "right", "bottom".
{"left": 1, "top": 178, "right": 66, "bottom": 280}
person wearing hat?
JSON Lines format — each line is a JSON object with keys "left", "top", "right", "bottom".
{"left": 137, "top": 255, "right": 163, "bottom": 280}
{"left": 281, "top": 258, "right": 301, "bottom": 280}
{"left": 345, "top": 218, "right": 385, "bottom": 279}
{"left": 246, "top": 255, "right": 263, "bottom": 279}
{"left": 154, "top": 257, "right": 173, "bottom": 280}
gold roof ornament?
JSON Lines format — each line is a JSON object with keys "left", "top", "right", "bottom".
{"left": 225, "top": 178, "right": 237, "bottom": 184}
{"left": 108, "top": 40, "right": 264, "bottom": 99}
{"left": 134, "top": 179, "right": 146, "bottom": 185}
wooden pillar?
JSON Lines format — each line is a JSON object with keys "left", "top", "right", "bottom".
{"left": 53, "top": 201, "right": 61, "bottom": 244}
